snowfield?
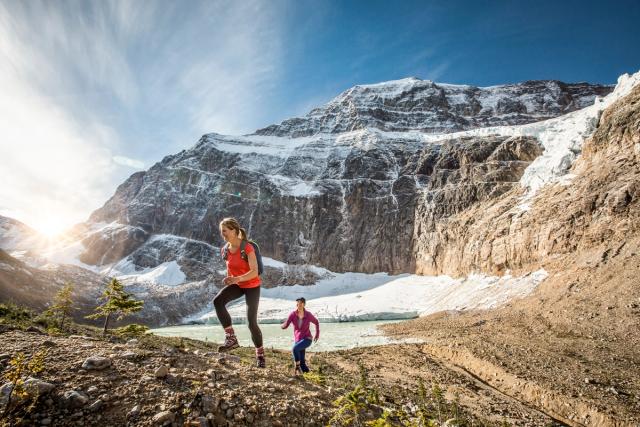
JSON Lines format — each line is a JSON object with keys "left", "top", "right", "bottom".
{"left": 191, "top": 268, "right": 548, "bottom": 324}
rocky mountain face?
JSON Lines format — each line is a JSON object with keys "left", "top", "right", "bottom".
{"left": 82, "top": 78, "right": 611, "bottom": 276}
{"left": 84, "top": 133, "right": 542, "bottom": 274}
{"left": 414, "top": 83, "right": 640, "bottom": 277}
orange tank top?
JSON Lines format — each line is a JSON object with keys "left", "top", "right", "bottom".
{"left": 225, "top": 243, "right": 261, "bottom": 289}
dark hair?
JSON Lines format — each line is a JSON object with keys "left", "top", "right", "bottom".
{"left": 219, "top": 217, "right": 247, "bottom": 240}
{"left": 296, "top": 297, "right": 306, "bottom": 304}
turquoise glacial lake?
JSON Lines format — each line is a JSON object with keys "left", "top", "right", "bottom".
{"left": 150, "top": 320, "right": 419, "bottom": 352}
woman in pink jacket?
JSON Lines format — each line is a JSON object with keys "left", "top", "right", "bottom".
{"left": 281, "top": 297, "right": 320, "bottom": 375}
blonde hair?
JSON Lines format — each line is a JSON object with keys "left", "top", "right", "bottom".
{"left": 219, "top": 217, "right": 248, "bottom": 240}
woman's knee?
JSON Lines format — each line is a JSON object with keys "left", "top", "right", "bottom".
{"left": 213, "top": 294, "right": 226, "bottom": 310}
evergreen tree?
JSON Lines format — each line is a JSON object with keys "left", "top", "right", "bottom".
{"left": 87, "top": 278, "right": 144, "bottom": 334}
{"left": 44, "top": 283, "right": 74, "bottom": 329}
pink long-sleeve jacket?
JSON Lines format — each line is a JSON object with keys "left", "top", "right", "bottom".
{"left": 282, "top": 310, "right": 320, "bottom": 342}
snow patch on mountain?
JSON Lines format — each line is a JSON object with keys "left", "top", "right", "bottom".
{"left": 268, "top": 174, "right": 321, "bottom": 197}
{"left": 117, "top": 260, "right": 186, "bottom": 286}
{"left": 517, "top": 71, "right": 640, "bottom": 192}
{"left": 41, "top": 240, "right": 88, "bottom": 269}
{"left": 357, "top": 77, "right": 426, "bottom": 96}
{"left": 209, "top": 133, "right": 315, "bottom": 157}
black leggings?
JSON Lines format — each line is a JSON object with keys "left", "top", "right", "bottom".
{"left": 213, "top": 284, "right": 263, "bottom": 348}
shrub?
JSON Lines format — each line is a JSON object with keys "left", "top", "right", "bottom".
{"left": 302, "top": 371, "right": 326, "bottom": 385}
{"left": 330, "top": 363, "right": 384, "bottom": 426}
{"left": 1, "top": 350, "right": 48, "bottom": 420}
{"left": 114, "top": 323, "right": 149, "bottom": 337}
{"left": 0, "top": 303, "right": 33, "bottom": 324}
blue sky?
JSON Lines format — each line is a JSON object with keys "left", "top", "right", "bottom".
{"left": 1, "top": 0, "right": 639, "bottom": 234}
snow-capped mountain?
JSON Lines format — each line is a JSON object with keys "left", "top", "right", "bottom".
{"left": 81, "top": 77, "right": 617, "bottom": 275}
{"left": 256, "top": 78, "right": 612, "bottom": 136}
{"left": 3, "top": 72, "right": 639, "bottom": 327}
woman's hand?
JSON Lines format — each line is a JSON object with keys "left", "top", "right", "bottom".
{"left": 313, "top": 337, "right": 319, "bottom": 343}
{"left": 223, "top": 276, "right": 235, "bottom": 286}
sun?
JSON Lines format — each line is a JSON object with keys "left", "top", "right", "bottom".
{"left": 32, "top": 216, "right": 71, "bottom": 238}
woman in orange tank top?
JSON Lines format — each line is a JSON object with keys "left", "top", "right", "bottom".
{"left": 213, "top": 217, "right": 265, "bottom": 368}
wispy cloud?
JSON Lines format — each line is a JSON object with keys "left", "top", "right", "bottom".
{"left": 0, "top": 0, "right": 288, "bottom": 233}
{"left": 112, "top": 156, "right": 144, "bottom": 169}
{"left": 177, "top": 2, "right": 286, "bottom": 135}
{"left": 423, "top": 60, "right": 452, "bottom": 82}
{"left": 0, "top": 67, "right": 118, "bottom": 234}
{"left": 344, "top": 18, "right": 452, "bottom": 85}
{"left": 0, "top": 2, "right": 125, "bottom": 233}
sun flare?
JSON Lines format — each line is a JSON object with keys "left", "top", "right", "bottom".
{"left": 31, "top": 215, "right": 72, "bottom": 238}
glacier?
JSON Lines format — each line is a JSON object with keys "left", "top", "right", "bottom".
{"left": 190, "top": 267, "right": 548, "bottom": 324}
